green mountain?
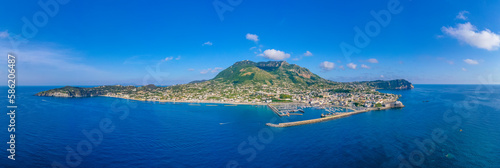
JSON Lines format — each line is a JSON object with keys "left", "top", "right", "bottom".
{"left": 359, "top": 79, "right": 414, "bottom": 90}
{"left": 213, "top": 60, "right": 328, "bottom": 86}
{"left": 35, "top": 60, "right": 414, "bottom": 98}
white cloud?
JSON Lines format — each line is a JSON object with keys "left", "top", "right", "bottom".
{"left": 246, "top": 33, "right": 259, "bottom": 42}
{"left": 164, "top": 56, "right": 174, "bottom": 61}
{"left": 303, "top": 51, "right": 313, "bottom": 56}
{"left": 367, "top": 58, "right": 378, "bottom": 63}
{"left": 380, "top": 75, "right": 385, "bottom": 78}
{"left": 347, "top": 63, "right": 357, "bottom": 69}
{"left": 0, "top": 30, "right": 9, "bottom": 38}
{"left": 292, "top": 52, "right": 313, "bottom": 61}
{"left": 361, "top": 64, "right": 370, "bottom": 69}
{"left": 3, "top": 47, "right": 98, "bottom": 72}
{"left": 202, "top": 41, "right": 213, "bottom": 46}
{"left": 200, "top": 68, "right": 211, "bottom": 74}
{"left": 0, "top": 41, "right": 107, "bottom": 85}
{"left": 188, "top": 68, "right": 195, "bottom": 71}
{"left": 211, "top": 67, "right": 223, "bottom": 73}
{"left": 338, "top": 65, "right": 345, "bottom": 70}
{"left": 437, "top": 57, "right": 454, "bottom": 65}
{"left": 259, "top": 49, "right": 290, "bottom": 60}
{"left": 164, "top": 56, "right": 180, "bottom": 61}
{"left": 462, "top": 67, "right": 467, "bottom": 71}
{"left": 200, "top": 67, "right": 223, "bottom": 74}
{"left": 249, "top": 46, "right": 257, "bottom": 50}
{"left": 456, "top": 11, "right": 469, "bottom": 20}
{"left": 319, "top": 61, "right": 335, "bottom": 71}
{"left": 464, "top": 59, "right": 479, "bottom": 65}
{"left": 442, "top": 22, "right": 500, "bottom": 51}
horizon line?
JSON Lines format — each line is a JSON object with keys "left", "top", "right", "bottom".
{"left": 10, "top": 83, "right": 500, "bottom": 87}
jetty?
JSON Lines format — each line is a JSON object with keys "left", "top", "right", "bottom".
{"left": 266, "top": 106, "right": 402, "bottom": 128}
{"left": 266, "top": 110, "right": 369, "bottom": 127}
{"left": 267, "top": 104, "right": 304, "bottom": 117}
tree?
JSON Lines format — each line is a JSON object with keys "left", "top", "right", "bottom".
{"left": 279, "top": 94, "right": 292, "bottom": 99}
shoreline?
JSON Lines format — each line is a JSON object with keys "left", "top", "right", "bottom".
{"left": 100, "top": 95, "right": 404, "bottom": 128}
{"left": 101, "top": 95, "right": 269, "bottom": 105}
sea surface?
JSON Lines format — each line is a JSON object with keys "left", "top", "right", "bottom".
{"left": 0, "top": 85, "right": 499, "bottom": 168}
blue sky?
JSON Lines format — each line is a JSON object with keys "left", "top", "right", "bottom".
{"left": 1, "top": 0, "right": 500, "bottom": 85}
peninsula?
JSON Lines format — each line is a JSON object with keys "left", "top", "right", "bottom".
{"left": 36, "top": 60, "right": 413, "bottom": 126}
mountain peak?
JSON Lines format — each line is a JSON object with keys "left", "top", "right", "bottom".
{"left": 232, "top": 60, "right": 288, "bottom": 65}
{"left": 214, "top": 60, "right": 324, "bottom": 85}
{"left": 256, "top": 61, "right": 289, "bottom": 67}
{"left": 233, "top": 60, "right": 255, "bottom": 65}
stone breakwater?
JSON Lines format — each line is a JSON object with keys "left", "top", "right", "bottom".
{"left": 266, "top": 106, "right": 400, "bottom": 128}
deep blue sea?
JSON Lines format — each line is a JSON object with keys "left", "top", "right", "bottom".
{"left": 0, "top": 85, "right": 499, "bottom": 168}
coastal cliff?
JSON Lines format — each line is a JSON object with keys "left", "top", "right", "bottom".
{"left": 361, "top": 79, "right": 414, "bottom": 90}
{"left": 35, "top": 86, "right": 108, "bottom": 97}
{"left": 35, "top": 85, "right": 139, "bottom": 97}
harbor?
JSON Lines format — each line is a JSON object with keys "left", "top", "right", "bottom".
{"left": 267, "top": 104, "right": 305, "bottom": 117}
{"left": 266, "top": 104, "right": 403, "bottom": 128}
{"left": 266, "top": 110, "right": 369, "bottom": 127}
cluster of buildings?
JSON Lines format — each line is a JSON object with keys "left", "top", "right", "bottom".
{"left": 104, "top": 80, "right": 403, "bottom": 108}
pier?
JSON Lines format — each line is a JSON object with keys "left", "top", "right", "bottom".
{"left": 267, "top": 104, "right": 305, "bottom": 117}
{"left": 266, "top": 106, "right": 401, "bottom": 128}
{"left": 266, "top": 110, "right": 368, "bottom": 127}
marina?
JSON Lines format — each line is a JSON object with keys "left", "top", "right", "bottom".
{"left": 267, "top": 104, "right": 305, "bottom": 117}
{"left": 266, "top": 110, "right": 369, "bottom": 127}
{"left": 266, "top": 105, "right": 402, "bottom": 127}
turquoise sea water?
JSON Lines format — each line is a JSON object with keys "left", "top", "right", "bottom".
{"left": 0, "top": 85, "right": 499, "bottom": 167}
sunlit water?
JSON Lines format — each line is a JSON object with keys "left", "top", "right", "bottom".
{"left": 0, "top": 85, "right": 499, "bottom": 167}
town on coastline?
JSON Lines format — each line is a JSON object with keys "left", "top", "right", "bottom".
{"left": 101, "top": 82, "right": 405, "bottom": 110}
{"left": 100, "top": 82, "right": 405, "bottom": 127}
{"left": 35, "top": 61, "right": 412, "bottom": 126}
